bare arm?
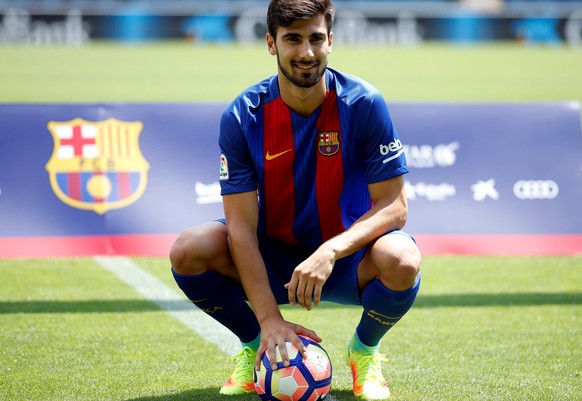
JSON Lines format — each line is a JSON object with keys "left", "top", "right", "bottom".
{"left": 222, "top": 191, "right": 321, "bottom": 369}
{"left": 223, "top": 191, "right": 279, "bottom": 327}
{"left": 286, "top": 175, "right": 407, "bottom": 309}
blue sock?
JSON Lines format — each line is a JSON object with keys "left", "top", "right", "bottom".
{"left": 172, "top": 269, "right": 260, "bottom": 344}
{"left": 355, "top": 274, "right": 421, "bottom": 349}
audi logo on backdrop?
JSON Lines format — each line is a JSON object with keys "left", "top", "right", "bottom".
{"left": 513, "top": 180, "right": 559, "bottom": 199}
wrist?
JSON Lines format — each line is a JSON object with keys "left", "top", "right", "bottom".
{"left": 256, "top": 304, "right": 283, "bottom": 325}
{"left": 319, "top": 239, "right": 341, "bottom": 262}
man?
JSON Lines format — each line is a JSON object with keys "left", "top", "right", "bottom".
{"left": 170, "top": 0, "right": 421, "bottom": 399}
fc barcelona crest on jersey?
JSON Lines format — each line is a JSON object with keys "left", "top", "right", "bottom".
{"left": 45, "top": 118, "right": 150, "bottom": 214}
{"left": 317, "top": 131, "right": 341, "bottom": 156}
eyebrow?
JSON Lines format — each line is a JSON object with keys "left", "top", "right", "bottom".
{"left": 281, "top": 31, "right": 327, "bottom": 40}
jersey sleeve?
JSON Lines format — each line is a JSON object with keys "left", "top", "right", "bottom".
{"left": 218, "top": 105, "right": 258, "bottom": 195}
{"left": 356, "top": 89, "right": 408, "bottom": 184}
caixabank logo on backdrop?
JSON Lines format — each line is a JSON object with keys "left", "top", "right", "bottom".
{"left": 45, "top": 118, "right": 150, "bottom": 214}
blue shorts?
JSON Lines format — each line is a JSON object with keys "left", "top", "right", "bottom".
{"left": 216, "top": 219, "right": 415, "bottom": 306}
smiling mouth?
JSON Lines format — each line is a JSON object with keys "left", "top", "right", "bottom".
{"left": 294, "top": 62, "right": 318, "bottom": 71}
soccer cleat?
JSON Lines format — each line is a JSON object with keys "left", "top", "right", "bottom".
{"left": 219, "top": 347, "right": 257, "bottom": 395}
{"left": 346, "top": 346, "right": 391, "bottom": 399}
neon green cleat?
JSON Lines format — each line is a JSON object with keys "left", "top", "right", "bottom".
{"left": 219, "top": 347, "right": 257, "bottom": 395}
{"left": 346, "top": 346, "right": 391, "bottom": 399}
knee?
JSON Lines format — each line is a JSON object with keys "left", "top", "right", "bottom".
{"left": 169, "top": 233, "right": 189, "bottom": 274}
{"left": 169, "top": 231, "right": 203, "bottom": 275}
{"left": 379, "top": 236, "right": 421, "bottom": 291}
{"left": 395, "top": 246, "right": 421, "bottom": 284}
{"left": 170, "top": 222, "right": 233, "bottom": 277}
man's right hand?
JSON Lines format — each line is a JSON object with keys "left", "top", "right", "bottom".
{"left": 254, "top": 318, "right": 322, "bottom": 371}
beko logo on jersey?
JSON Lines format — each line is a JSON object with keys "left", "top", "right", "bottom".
{"left": 379, "top": 139, "right": 404, "bottom": 164}
{"left": 513, "top": 180, "right": 559, "bottom": 199}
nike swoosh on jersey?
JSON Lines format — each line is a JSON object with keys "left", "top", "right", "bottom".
{"left": 265, "top": 149, "right": 293, "bottom": 160}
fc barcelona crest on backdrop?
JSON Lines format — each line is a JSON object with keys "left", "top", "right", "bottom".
{"left": 317, "top": 131, "right": 341, "bottom": 156}
{"left": 45, "top": 118, "right": 150, "bottom": 214}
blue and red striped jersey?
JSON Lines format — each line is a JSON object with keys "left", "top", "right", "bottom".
{"left": 219, "top": 68, "right": 408, "bottom": 250}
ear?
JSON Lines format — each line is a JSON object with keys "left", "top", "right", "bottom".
{"left": 328, "top": 31, "right": 333, "bottom": 54}
{"left": 266, "top": 33, "right": 277, "bottom": 55}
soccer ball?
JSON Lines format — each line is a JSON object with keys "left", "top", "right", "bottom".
{"left": 254, "top": 335, "right": 332, "bottom": 401}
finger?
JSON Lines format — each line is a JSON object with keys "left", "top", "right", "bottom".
{"left": 296, "top": 326, "right": 322, "bottom": 343}
{"left": 291, "top": 273, "right": 304, "bottom": 308}
{"left": 267, "top": 342, "right": 279, "bottom": 371}
{"left": 313, "top": 282, "right": 322, "bottom": 307}
{"left": 295, "top": 280, "right": 306, "bottom": 309}
{"left": 290, "top": 334, "right": 307, "bottom": 358}
{"left": 255, "top": 344, "right": 267, "bottom": 371}
{"left": 277, "top": 339, "right": 291, "bottom": 368}
{"left": 303, "top": 280, "right": 314, "bottom": 311}
{"left": 286, "top": 275, "right": 298, "bottom": 306}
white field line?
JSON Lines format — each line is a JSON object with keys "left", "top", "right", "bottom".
{"left": 94, "top": 256, "right": 240, "bottom": 356}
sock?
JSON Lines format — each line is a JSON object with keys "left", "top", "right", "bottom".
{"left": 349, "top": 331, "right": 380, "bottom": 355}
{"left": 355, "top": 274, "right": 421, "bottom": 350}
{"left": 242, "top": 333, "right": 261, "bottom": 351}
{"left": 172, "top": 269, "right": 260, "bottom": 344}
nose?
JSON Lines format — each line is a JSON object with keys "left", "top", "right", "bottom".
{"left": 298, "top": 40, "right": 314, "bottom": 59}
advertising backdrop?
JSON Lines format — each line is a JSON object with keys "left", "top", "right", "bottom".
{"left": 2, "top": 3, "right": 582, "bottom": 46}
{"left": 0, "top": 102, "right": 580, "bottom": 257}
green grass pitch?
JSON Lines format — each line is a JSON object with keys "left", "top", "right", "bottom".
{"left": 1, "top": 256, "right": 580, "bottom": 400}
{"left": 1, "top": 41, "right": 581, "bottom": 400}
{"left": 1, "top": 42, "right": 581, "bottom": 104}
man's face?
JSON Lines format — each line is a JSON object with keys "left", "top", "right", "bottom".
{"left": 267, "top": 15, "right": 333, "bottom": 89}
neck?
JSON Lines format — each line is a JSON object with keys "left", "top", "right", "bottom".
{"left": 278, "top": 74, "right": 327, "bottom": 117}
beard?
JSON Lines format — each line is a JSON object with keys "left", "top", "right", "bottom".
{"left": 277, "top": 54, "right": 327, "bottom": 89}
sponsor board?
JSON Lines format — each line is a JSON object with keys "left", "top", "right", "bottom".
{"left": 0, "top": 102, "right": 580, "bottom": 256}
{"left": 2, "top": 5, "right": 582, "bottom": 46}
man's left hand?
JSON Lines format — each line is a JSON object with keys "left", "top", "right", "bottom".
{"left": 285, "top": 248, "right": 335, "bottom": 310}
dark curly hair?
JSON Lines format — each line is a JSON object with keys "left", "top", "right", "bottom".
{"left": 267, "top": 0, "right": 335, "bottom": 38}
